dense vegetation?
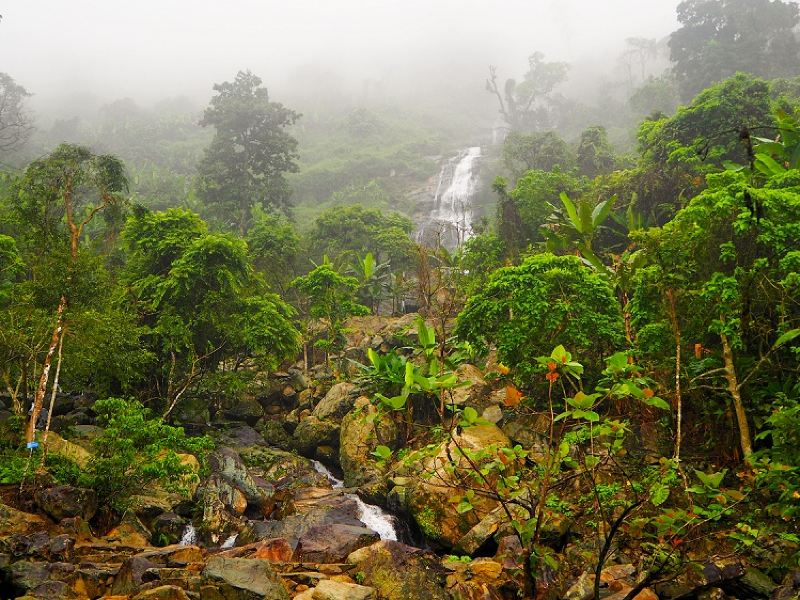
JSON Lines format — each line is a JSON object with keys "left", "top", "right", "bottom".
{"left": 1, "top": 2, "right": 799, "bottom": 599}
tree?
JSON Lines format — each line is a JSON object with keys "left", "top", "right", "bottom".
{"left": 576, "top": 126, "right": 617, "bottom": 178}
{"left": 121, "top": 207, "right": 300, "bottom": 415}
{"left": 196, "top": 70, "right": 300, "bottom": 234}
{"left": 502, "top": 131, "right": 574, "bottom": 181}
{"left": 291, "top": 261, "right": 369, "bottom": 361}
{"left": 0, "top": 73, "right": 32, "bottom": 155}
{"left": 669, "top": 0, "right": 800, "bottom": 101}
{"left": 486, "top": 52, "right": 569, "bottom": 131}
{"left": 633, "top": 169, "right": 800, "bottom": 460}
{"left": 14, "top": 145, "right": 128, "bottom": 443}
{"left": 456, "top": 254, "right": 623, "bottom": 382}
{"left": 508, "top": 169, "right": 588, "bottom": 246}
{"left": 246, "top": 204, "right": 300, "bottom": 293}
{"left": 309, "top": 204, "right": 415, "bottom": 271}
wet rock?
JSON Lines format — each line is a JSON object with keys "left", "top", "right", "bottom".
{"left": 201, "top": 556, "right": 289, "bottom": 600}
{"left": 8, "top": 560, "right": 51, "bottom": 595}
{"left": 217, "top": 538, "right": 294, "bottom": 562}
{"left": 501, "top": 412, "right": 550, "bottom": 452}
{"left": 255, "top": 419, "right": 295, "bottom": 451}
{"left": 312, "top": 579, "right": 376, "bottom": 600}
{"left": 34, "top": 485, "right": 98, "bottom": 522}
{"left": 104, "top": 511, "right": 152, "bottom": 548}
{"left": 312, "top": 383, "right": 356, "bottom": 421}
{"left": 207, "top": 447, "right": 272, "bottom": 510}
{"left": 222, "top": 397, "right": 264, "bottom": 425}
{"left": 295, "top": 524, "right": 380, "bottom": 563}
{"left": 347, "top": 540, "right": 449, "bottom": 600}
{"left": 447, "top": 364, "right": 492, "bottom": 411}
{"left": 151, "top": 512, "right": 187, "bottom": 546}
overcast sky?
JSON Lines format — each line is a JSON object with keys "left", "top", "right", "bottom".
{"left": 0, "top": 1, "right": 681, "bottom": 111}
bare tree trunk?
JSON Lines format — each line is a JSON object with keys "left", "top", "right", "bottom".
{"left": 25, "top": 296, "right": 65, "bottom": 443}
{"left": 40, "top": 333, "right": 64, "bottom": 467}
{"left": 720, "top": 329, "right": 753, "bottom": 459}
{"left": 666, "top": 290, "right": 683, "bottom": 462}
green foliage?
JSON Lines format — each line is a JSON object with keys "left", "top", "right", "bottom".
{"left": 457, "top": 254, "right": 623, "bottom": 381}
{"left": 669, "top": 0, "right": 800, "bottom": 101}
{"left": 576, "top": 126, "right": 616, "bottom": 178}
{"left": 122, "top": 207, "right": 300, "bottom": 406}
{"left": 508, "top": 169, "right": 588, "bottom": 246}
{"left": 455, "top": 233, "right": 506, "bottom": 296}
{"left": 196, "top": 70, "right": 300, "bottom": 232}
{"left": 308, "top": 204, "right": 415, "bottom": 270}
{"left": 87, "top": 397, "right": 213, "bottom": 510}
{"left": 502, "top": 131, "right": 574, "bottom": 181}
{"left": 246, "top": 204, "right": 300, "bottom": 292}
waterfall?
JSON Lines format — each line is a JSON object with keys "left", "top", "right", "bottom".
{"left": 179, "top": 524, "right": 197, "bottom": 546}
{"left": 311, "top": 460, "right": 398, "bottom": 541}
{"left": 417, "top": 146, "right": 482, "bottom": 249}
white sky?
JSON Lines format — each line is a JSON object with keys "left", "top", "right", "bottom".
{"left": 0, "top": 1, "right": 681, "bottom": 109}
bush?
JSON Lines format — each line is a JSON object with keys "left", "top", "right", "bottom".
{"left": 87, "top": 397, "right": 213, "bottom": 511}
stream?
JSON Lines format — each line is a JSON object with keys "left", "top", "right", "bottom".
{"left": 311, "top": 460, "right": 399, "bottom": 541}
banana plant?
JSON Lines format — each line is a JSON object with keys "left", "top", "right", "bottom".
{"left": 752, "top": 110, "right": 800, "bottom": 176}
{"left": 543, "top": 192, "right": 616, "bottom": 272}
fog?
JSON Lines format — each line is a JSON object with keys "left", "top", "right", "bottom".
{"left": 1, "top": 0, "right": 680, "bottom": 119}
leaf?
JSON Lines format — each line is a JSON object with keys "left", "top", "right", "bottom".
{"left": 456, "top": 499, "right": 474, "bottom": 514}
{"left": 696, "top": 469, "right": 727, "bottom": 490}
{"left": 591, "top": 195, "right": 616, "bottom": 229}
{"left": 559, "top": 192, "right": 583, "bottom": 233}
{"left": 644, "top": 395, "right": 671, "bottom": 411}
{"left": 754, "top": 154, "right": 786, "bottom": 176}
{"left": 404, "top": 361, "right": 415, "bottom": 388}
{"left": 504, "top": 384, "right": 523, "bottom": 407}
{"left": 649, "top": 482, "right": 670, "bottom": 507}
{"left": 773, "top": 328, "right": 800, "bottom": 349}
{"left": 550, "top": 345, "right": 569, "bottom": 363}
{"left": 461, "top": 406, "right": 479, "bottom": 425}
{"left": 370, "top": 445, "right": 393, "bottom": 461}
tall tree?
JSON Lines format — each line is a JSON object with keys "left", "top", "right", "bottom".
{"left": 486, "top": 52, "right": 569, "bottom": 131}
{"left": 669, "top": 0, "right": 800, "bottom": 101}
{"left": 0, "top": 73, "right": 32, "bottom": 155}
{"left": 15, "top": 144, "right": 128, "bottom": 442}
{"left": 196, "top": 70, "right": 300, "bottom": 234}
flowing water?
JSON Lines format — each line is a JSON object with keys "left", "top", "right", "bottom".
{"left": 311, "top": 460, "right": 398, "bottom": 541}
{"left": 179, "top": 524, "right": 197, "bottom": 546}
{"left": 417, "top": 146, "right": 482, "bottom": 249}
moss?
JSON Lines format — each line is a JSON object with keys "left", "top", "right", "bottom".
{"left": 416, "top": 506, "right": 443, "bottom": 540}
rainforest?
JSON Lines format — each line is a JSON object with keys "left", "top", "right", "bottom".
{"left": 0, "top": 1, "right": 799, "bottom": 599}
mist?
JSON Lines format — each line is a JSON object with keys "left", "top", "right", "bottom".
{"left": 1, "top": 0, "right": 680, "bottom": 118}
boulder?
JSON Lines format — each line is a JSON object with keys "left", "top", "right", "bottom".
{"left": 406, "top": 424, "right": 510, "bottom": 547}
{"left": 34, "top": 485, "right": 98, "bottom": 522}
{"left": 339, "top": 398, "right": 398, "bottom": 490}
{"left": 312, "top": 383, "right": 356, "bottom": 420}
{"left": 255, "top": 419, "right": 295, "bottom": 451}
{"left": 293, "top": 417, "right": 339, "bottom": 457}
{"left": 132, "top": 585, "right": 192, "bottom": 600}
{"left": 201, "top": 556, "right": 289, "bottom": 600}
{"left": 207, "top": 447, "right": 272, "bottom": 510}
{"left": 347, "top": 540, "right": 449, "bottom": 600}
{"left": 501, "top": 412, "right": 550, "bottom": 452}
{"left": 151, "top": 512, "right": 187, "bottom": 546}
{"left": 312, "top": 579, "right": 376, "bottom": 600}
{"left": 111, "top": 556, "right": 158, "bottom": 595}
{"left": 446, "top": 364, "right": 492, "bottom": 411}
{"left": 294, "top": 524, "right": 380, "bottom": 563}
{"left": 222, "top": 396, "right": 264, "bottom": 425}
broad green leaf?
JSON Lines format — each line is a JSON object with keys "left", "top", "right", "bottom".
{"left": 591, "top": 195, "right": 616, "bottom": 229}
{"left": 649, "top": 482, "right": 670, "bottom": 507}
{"left": 404, "top": 361, "right": 415, "bottom": 388}
{"left": 559, "top": 192, "right": 583, "bottom": 233}
{"left": 773, "top": 328, "right": 800, "bottom": 349}
{"left": 644, "top": 396, "right": 670, "bottom": 411}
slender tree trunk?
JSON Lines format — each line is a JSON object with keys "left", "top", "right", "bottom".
{"left": 26, "top": 296, "right": 66, "bottom": 443}
{"left": 666, "top": 290, "right": 682, "bottom": 462}
{"left": 720, "top": 329, "right": 753, "bottom": 459}
{"left": 40, "top": 333, "right": 64, "bottom": 467}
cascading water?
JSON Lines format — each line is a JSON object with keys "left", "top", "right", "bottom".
{"left": 179, "top": 524, "right": 197, "bottom": 546}
{"left": 311, "top": 460, "right": 398, "bottom": 541}
{"left": 417, "top": 146, "right": 482, "bottom": 249}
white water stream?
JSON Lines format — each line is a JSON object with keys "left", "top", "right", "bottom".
{"left": 179, "top": 524, "right": 197, "bottom": 546}
{"left": 417, "top": 146, "right": 482, "bottom": 249}
{"left": 312, "top": 460, "right": 398, "bottom": 541}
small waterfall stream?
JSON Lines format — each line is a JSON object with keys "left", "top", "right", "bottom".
{"left": 417, "top": 146, "right": 482, "bottom": 249}
{"left": 311, "top": 460, "right": 398, "bottom": 541}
